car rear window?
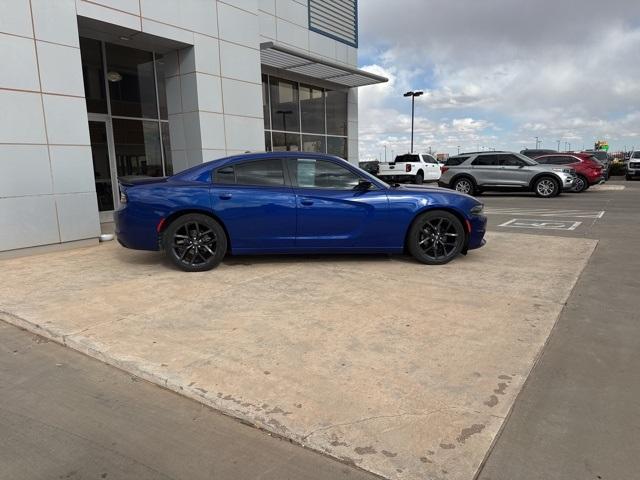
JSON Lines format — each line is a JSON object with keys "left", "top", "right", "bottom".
{"left": 445, "top": 156, "right": 469, "bottom": 166}
{"left": 394, "top": 154, "right": 419, "bottom": 163}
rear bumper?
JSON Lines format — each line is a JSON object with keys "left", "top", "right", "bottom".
{"left": 378, "top": 173, "right": 415, "bottom": 182}
{"left": 114, "top": 207, "right": 161, "bottom": 251}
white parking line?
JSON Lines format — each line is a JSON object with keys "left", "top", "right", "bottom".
{"left": 498, "top": 218, "right": 582, "bottom": 231}
{"left": 485, "top": 208, "right": 605, "bottom": 219}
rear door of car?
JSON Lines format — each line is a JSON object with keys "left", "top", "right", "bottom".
{"left": 286, "top": 157, "right": 390, "bottom": 249}
{"left": 422, "top": 154, "right": 441, "bottom": 180}
{"left": 210, "top": 158, "right": 297, "bottom": 251}
{"left": 470, "top": 154, "right": 501, "bottom": 185}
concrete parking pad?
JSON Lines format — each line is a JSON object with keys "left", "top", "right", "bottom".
{"left": 0, "top": 232, "right": 596, "bottom": 480}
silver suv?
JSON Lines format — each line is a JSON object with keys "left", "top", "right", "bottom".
{"left": 439, "top": 151, "right": 576, "bottom": 198}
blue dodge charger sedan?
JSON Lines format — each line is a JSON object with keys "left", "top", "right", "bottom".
{"left": 115, "top": 152, "right": 486, "bottom": 272}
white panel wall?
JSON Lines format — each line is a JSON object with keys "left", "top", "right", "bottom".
{"left": 0, "top": 0, "right": 100, "bottom": 252}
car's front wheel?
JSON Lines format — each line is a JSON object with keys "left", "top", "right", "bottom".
{"left": 408, "top": 210, "right": 466, "bottom": 265}
{"left": 163, "top": 214, "right": 227, "bottom": 272}
{"left": 534, "top": 176, "right": 560, "bottom": 198}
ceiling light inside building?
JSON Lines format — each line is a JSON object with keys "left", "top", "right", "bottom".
{"left": 107, "top": 71, "right": 123, "bottom": 82}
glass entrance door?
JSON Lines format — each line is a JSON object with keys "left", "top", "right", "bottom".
{"left": 88, "top": 118, "right": 118, "bottom": 222}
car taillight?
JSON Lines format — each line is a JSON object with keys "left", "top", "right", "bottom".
{"left": 405, "top": 164, "right": 411, "bottom": 172}
{"left": 441, "top": 166, "right": 449, "bottom": 174}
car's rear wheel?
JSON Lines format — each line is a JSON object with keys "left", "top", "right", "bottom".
{"left": 452, "top": 177, "right": 475, "bottom": 195}
{"left": 408, "top": 210, "right": 465, "bottom": 265}
{"left": 414, "top": 172, "right": 424, "bottom": 184}
{"left": 572, "top": 175, "right": 588, "bottom": 193}
{"left": 534, "top": 176, "right": 560, "bottom": 198}
{"left": 163, "top": 214, "right": 227, "bottom": 272}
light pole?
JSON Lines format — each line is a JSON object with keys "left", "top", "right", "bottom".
{"left": 557, "top": 139, "right": 561, "bottom": 151}
{"left": 457, "top": 145, "right": 460, "bottom": 154}
{"left": 535, "top": 136, "right": 541, "bottom": 149}
{"left": 404, "top": 90, "right": 423, "bottom": 153}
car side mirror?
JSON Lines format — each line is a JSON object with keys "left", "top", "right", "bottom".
{"left": 355, "top": 179, "right": 373, "bottom": 191}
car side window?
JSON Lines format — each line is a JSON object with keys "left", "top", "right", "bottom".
{"left": 423, "top": 155, "right": 436, "bottom": 164}
{"left": 500, "top": 154, "right": 526, "bottom": 166}
{"left": 535, "top": 157, "right": 548, "bottom": 164}
{"left": 472, "top": 155, "right": 499, "bottom": 166}
{"left": 292, "top": 159, "right": 361, "bottom": 190}
{"left": 233, "top": 159, "right": 285, "bottom": 187}
{"left": 215, "top": 166, "right": 236, "bottom": 184}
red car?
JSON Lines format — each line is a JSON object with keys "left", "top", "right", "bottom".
{"left": 534, "top": 153, "right": 604, "bottom": 192}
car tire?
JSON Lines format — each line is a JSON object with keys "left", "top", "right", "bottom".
{"left": 572, "top": 175, "right": 588, "bottom": 193}
{"left": 408, "top": 210, "right": 466, "bottom": 265}
{"left": 452, "top": 176, "right": 476, "bottom": 195}
{"left": 534, "top": 176, "right": 560, "bottom": 198}
{"left": 414, "top": 172, "right": 424, "bottom": 184}
{"left": 163, "top": 213, "right": 227, "bottom": 272}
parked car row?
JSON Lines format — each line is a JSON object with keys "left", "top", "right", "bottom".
{"left": 362, "top": 148, "right": 621, "bottom": 197}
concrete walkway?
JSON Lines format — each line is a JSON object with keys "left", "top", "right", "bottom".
{"left": 0, "top": 232, "right": 595, "bottom": 480}
{"left": 0, "top": 321, "right": 379, "bottom": 480}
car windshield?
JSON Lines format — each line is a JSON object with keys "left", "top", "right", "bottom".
{"left": 633, "top": 152, "right": 640, "bottom": 159}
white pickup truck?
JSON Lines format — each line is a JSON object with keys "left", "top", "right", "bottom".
{"left": 377, "top": 153, "right": 441, "bottom": 184}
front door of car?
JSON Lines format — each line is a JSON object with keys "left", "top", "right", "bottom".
{"left": 210, "top": 158, "right": 297, "bottom": 251}
{"left": 287, "top": 158, "right": 389, "bottom": 249}
{"left": 497, "top": 154, "right": 531, "bottom": 186}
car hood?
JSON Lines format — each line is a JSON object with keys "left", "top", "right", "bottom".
{"left": 391, "top": 183, "right": 478, "bottom": 201}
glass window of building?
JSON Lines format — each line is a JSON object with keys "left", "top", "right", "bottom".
{"left": 113, "top": 119, "right": 164, "bottom": 177}
{"left": 272, "top": 132, "right": 301, "bottom": 152}
{"left": 262, "top": 75, "right": 270, "bottom": 130}
{"left": 262, "top": 75, "right": 349, "bottom": 159}
{"left": 300, "top": 85, "right": 325, "bottom": 134}
{"left": 106, "top": 43, "right": 158, "bottom": 118}
{"left": 326, "top": 90, "right": 348, "bottom": 136}
{"left": 270, "top": 78, "right": 300, "bottom": 132}
{"left": 302, "top": 135, "right": 326, "bottom": 153}
{"left": 327, "top": 137, "right": 347, "bottom": 158}
{"left": 80, "top": 38, "right": 107, "bottom": 114}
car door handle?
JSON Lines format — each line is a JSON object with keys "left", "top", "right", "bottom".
{"left": 300, "top": 199, "right": 314, "bottom": 206}
{"left": 219, "top": 193, "right": 232, "bottom": 200}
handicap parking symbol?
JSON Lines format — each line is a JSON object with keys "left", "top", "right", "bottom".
{"left": 498, "top": 218, "right": 582, "bottom": 231}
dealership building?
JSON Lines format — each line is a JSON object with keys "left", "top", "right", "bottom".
{"left": 0, "top": 0, "right": 386, "bottom": 254}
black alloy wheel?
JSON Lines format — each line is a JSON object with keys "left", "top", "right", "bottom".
{"left": 163, "top": 214, "right": 227, "bottom": 272}
{"left": 534, "top": 176, "right": 560, "bottom": 198}
{"left": 414, "top": 172, "right": 424, "bottom": 184}
{"left": 408, "top": 210, "right": 466, "bottom": 265}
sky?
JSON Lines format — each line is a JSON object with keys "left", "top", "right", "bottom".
{"left": 356, "top": 0, "right": 640, "bottom": 160}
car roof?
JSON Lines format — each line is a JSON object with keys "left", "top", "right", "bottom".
{"left": 170, "top": 151, "right": 358, "bottom": 182}
{"left": 459, "top": 151, "right": 509, "bottom": 155}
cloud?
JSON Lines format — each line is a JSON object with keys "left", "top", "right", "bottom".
{"left": 356, "top": 0, "right": 640, "bottom": 159}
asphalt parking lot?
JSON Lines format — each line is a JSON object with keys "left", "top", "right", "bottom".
{"left": 477, "top": 180, "right": 640, "bottom": 480}
{"left": 1, "top": 180, "right": 637, "bottom": 480}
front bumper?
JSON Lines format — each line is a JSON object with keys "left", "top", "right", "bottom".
{"left": 467, "top": 214, "right": 487, "bottom": 251}
{"left": 557, "top": 172, "right": 576, "bottom": 190}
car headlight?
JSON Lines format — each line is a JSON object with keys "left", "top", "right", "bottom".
{"left": 551, "top": 168, "right": 574, "bottom": 174}
{"left": 470, "top": 203, "right": 484, "bottom": 214}
{"left": 119, "top": 190, "right": 127, "bottom": 204}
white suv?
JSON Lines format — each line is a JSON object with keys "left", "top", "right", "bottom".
{"left": 627, "top": 151, "right": 640, "bottom": 180}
